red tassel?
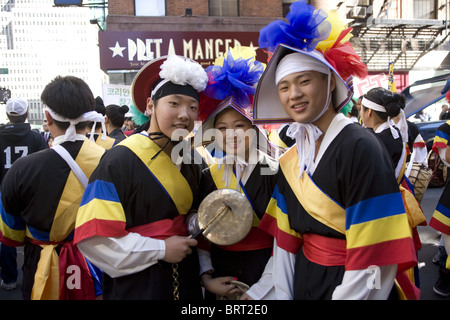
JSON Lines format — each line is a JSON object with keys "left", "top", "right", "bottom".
{"left": 321, "top": 28, "right": 368, "bottom": 81}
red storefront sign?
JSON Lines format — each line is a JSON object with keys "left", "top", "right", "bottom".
{"left": 99, "top": 31, "right": 267, "bottom": 71}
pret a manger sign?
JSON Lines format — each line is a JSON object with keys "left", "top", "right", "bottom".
{"left": 99, "top": 31, "right": 265, "bottom": 71}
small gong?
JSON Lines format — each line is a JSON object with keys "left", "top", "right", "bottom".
{"left": 197, "top": 188, "right": 253, "bottom": 246}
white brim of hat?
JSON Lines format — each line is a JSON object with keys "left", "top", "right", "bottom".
{"left": 252, "top": 44, "right": 352, "bottom": 124}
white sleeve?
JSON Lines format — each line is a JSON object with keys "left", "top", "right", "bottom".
{"left": 245, "top": 256, "right": 276, "bottom": 300}
{"left": 77, "top": 233, "right": 166, "bottom": 278}
{"left": 332, "top": 264, "right": 397, "bottom": 300}
{"left": 439, "top": 148, "right": 450, "bottom": 167}
{"left": 412, "top": 134, "right": 428, "bottom": 165}
{"left": 245, "top": 239, "right": 295, "bottom": 300}
{"left": 197, "top": 248, "right": 213, "bottom": 275}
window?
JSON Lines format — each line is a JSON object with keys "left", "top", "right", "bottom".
{"left": 135, "top": 0, "right": 166, "bottom": 17}
{"left": 283, "top": 0, "right": 296, "bottom": 18}
{"left": 414, "top": 0, "right": 437, "bottom": 19}
{"left": 209, "top": 0, "right": 238, "bottom": 17}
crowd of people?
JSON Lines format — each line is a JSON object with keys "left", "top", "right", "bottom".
{"left": 0, "top": 0, "right": 449, "bottom": 301}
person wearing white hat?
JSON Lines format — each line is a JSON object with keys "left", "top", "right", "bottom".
{"left": 74, "top": 55, "right": 209, "bottom": 300}
{"left": 0, "top": 97, "right": 48, "bottom": 292}
{"left": 0, "top": 76, "right": 105, "bottom": 300}
{"left": 242, "top": 0, "right": 418, "bottom": 300}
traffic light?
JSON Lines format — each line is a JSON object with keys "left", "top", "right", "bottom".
{"left": 0, "top": 88, "right": 11, "bottom": 104}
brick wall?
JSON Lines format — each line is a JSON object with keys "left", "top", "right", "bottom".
{"left": 108, "top": 0, "right": 135, "bottom": 15}
{"left": 239, "top": 0, "right": 282, "bottom": 17}
{"left": 108, "top": 0, "right": 283, "bottom": 17}
{"left": 166, "top": 0, "right": 209, "bottom": 16}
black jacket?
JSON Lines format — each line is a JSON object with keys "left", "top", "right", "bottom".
{"left": 0, "top": 123, "right": 48, "bottom": 183}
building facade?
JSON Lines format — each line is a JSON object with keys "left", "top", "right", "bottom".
{"left": 0, "top": 0, "right": 106, "bottom": 124}
{"left": 102, "top": 0, "right": 449, "bottom": 98}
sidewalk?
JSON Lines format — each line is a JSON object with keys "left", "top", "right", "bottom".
{"left": 0, "top": 246, "right": 23, "bottom": 300}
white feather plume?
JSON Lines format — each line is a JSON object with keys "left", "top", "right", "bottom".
{"left": 159, "top": 55, "right": 208, "bottom": 92}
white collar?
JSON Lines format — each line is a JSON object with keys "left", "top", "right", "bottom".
{"left": 308, "top": 113, "right": 353, "bottom": 175}
{"left": 216, "top": 148, "right": 261, "bottom": 190}
{"left": 52, "top": 133, "right": 87, "bottom": 146}
{"left": 375, "top": 119, "right": 400, "bottom": 140}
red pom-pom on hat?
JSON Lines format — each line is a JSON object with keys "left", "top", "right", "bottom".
{"left": 319, "top": 28, "right": 368, "bottom": 81}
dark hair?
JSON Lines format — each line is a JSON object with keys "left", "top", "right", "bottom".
{"left": 363, "top": 87, "right": 405, "bottom": 121}
{"left": 93, "top": 96, "right": 106, "bottom": 129}
{"left": 95, "top": 96, "right": 106, "bottom": 115}
{"left": 7, "top": 112, "right": 28, "bottom": 124}
{"left": 41, "top": 76, "right": 95, "bottom": 130}
{"left": 106, "top": 104, "right": 129, "bottom": 127}
{"left": 348, "top": 104, "right": 359, "bottom": 117}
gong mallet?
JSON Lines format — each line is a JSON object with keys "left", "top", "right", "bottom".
{"left": 192, "top": 201, "right": 232, "bottom": 239}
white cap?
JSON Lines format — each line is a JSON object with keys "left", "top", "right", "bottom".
{"left": 6, "top": 98, "right": 28, "bottom": 116}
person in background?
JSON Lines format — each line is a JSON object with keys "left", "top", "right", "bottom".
{"left": 0, "top": 76, "right": 105, "bottom": 300}
{"left": 105, "top": 104, "right": 129, "bottom": 143}
{"left": 0, "top": 98, "right": 48, "bottom": 291}
{"left": 359, "top": 88, "right": 405, "bottom": 178}
{"left": 360, "top": 87, "right": 426, "bottom": 299}
{"left": 86, "top": 96, "right": 116, "bottom": 150}
{"left": 126, "top": 104, "right": 150, "bottom": 136}
{"left": 439, "top": 104, "right": 449, "bottom": 121}
{"left": 41, "top": 119, "right": 51, "bottom": 146}
{"left": 429, "top": 116, "right": 450, "bottom": 297}
{"left": 122, "top": 115, "right": 137, "bottom": 133}
{"left": 346, "top": 101, "right": 360, "bottom": 124}
{"left": 415, "top": 109, "right": 431, "bottom": 122}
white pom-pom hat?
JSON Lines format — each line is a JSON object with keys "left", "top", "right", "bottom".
{"left": 131, "top": 55, "right": 208, "bottom": 114}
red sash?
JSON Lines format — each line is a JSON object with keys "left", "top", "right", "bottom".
{"left": 216, "top": 227, "right": 273, "bottom": 252}
{"left": 302, "top": 233, "right": 346, "bottom": 266}
{"left": 29, "top": 239, "right": 96, "bottom": 300}
{"left": 128, "top": 215, "right": 188, "bottom": 239}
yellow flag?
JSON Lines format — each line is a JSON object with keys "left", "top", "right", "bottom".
{"left": 388, "top": 61, "right": 397, "bottom": 93}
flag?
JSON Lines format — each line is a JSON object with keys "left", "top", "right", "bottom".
{"left": 388, "top": 61, "right": 397, "bottom": 93}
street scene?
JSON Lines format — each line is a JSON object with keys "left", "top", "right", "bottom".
{"left": 0, "top": 0, "right": 450, "bottom": 302}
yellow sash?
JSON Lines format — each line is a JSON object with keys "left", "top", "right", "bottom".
{"left": 50, "top": 139, "right": 105, "bottom": 241}
{"left": 119, "top": 134, "right": 193, "bottom": 215}
{"left": 209, "top": 163, "right": 260, "bottom": 226}
{"left": 268, "top": 130, "right": 288, "bottom": 149}
{"left": 397, "top": 151, "right": 407, "bottom": 184}
{"left": 210, "top": 163, "right": 241, "bottom": 191}
{"left": 31, "top": 139, "right": 104, "bottom": 300}
{"left": 400, "top": 185, "right": 426, "bottom": 228}
{"left": 31, "top": 245, "right": 59, "bottom": 300}
{"left": 95, "top": 135, "right": 116, "bottom": 150}
{"left": 279, "top": 145, "right": 346, "bottom": 234}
